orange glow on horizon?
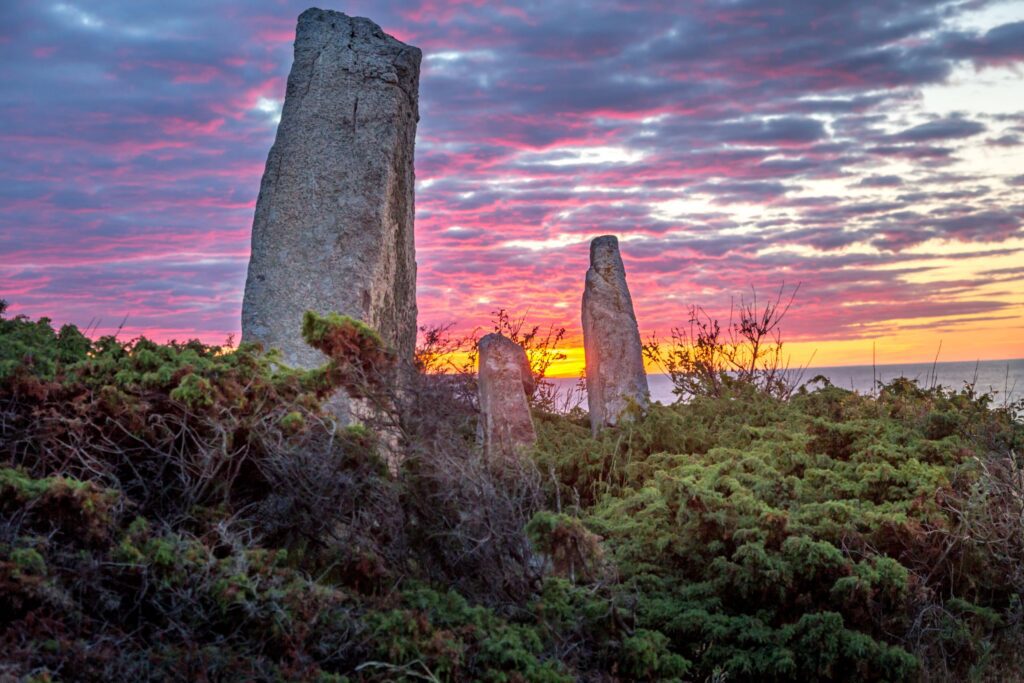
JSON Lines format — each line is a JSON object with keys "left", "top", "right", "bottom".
{"left": 542, "top": 341, "right": 1024, "bottom": 378}
{"left": 438, "top": 315, "right": 1024, "bottom": 378}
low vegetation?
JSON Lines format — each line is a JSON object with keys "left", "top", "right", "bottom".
{"left": 1, "top": 299, "right": 1021, "bottom": 681}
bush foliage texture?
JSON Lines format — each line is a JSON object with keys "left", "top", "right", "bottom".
{"left": 1, "top": 299, "right": 1022, "bottom": 681}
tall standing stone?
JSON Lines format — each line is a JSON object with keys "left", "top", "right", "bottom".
{"left": 242, "top": 9, "right": 420, "bottom": 378}
{"left": 582, "top": 235, "right": 649, "bottom": 434}
{"left": 478, "top": 333, "right": 536, "bottom": 459}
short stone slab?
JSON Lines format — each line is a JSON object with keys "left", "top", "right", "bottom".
{"left": 478, "top": 333, "right": 536, "bottom": 459}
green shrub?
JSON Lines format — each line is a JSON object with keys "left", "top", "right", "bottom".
{"left": 2, "top": 302, "right": 1022, "bottom": 681}
{"left": 536, "top": 378, "right": 1023, "bottom": 679}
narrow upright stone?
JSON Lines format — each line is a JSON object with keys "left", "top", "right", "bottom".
{"left": 478, "top": 333, "right": 536, "bottom": 459}
{"left": 242, "top": 9, "right": 420, "bottom": 374}
{"left": 582, "top": 235, "right": 649, "bottom": 434}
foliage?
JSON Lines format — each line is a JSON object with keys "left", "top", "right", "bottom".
{"left": 0, "top": 300, "right": 92, "bottom": 381}
{"left": 0, "top": 304, "right": 659, "bottom": 681}
{"left": 534, "top": 375, "right": 1024, "bottom": 680}
{"left": 526, "top": 511, "right": 604, "bottom": 582}
{"left": 644, "top": 284, "right": 806, "bottom": 400}
{"left": 487, "top": 309, "right": 569, "bottom": 413}
{"left": 3, "top": 301, "right": 1023, "bottom": 681}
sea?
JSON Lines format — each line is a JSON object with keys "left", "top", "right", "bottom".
{"left": 549, "top": 358, "right": 1024, "bottom": 408}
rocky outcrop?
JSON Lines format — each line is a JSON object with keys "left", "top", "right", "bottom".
{"left": 582, "top": 235, "right": 649, "bottom": 434}
{"left": 478, "top": 333, "right": 536, "bottom": 459}
{"left": 241, "top": 9, "right": 420, "bottom": 379}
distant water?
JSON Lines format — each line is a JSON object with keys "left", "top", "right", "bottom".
{"left": 550, "top": 359, "right": 1024, "bottom": 407}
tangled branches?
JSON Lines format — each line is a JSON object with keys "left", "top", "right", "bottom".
{"left": 644, "top": 283, "right": 807, "bottom": 400}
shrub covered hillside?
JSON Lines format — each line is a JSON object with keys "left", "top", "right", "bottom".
{"left": 2, "top": 300, "right": 1023, "bottom": 682}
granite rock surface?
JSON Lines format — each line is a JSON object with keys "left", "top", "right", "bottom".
{"left": 582, "top": 235, "right": 650, "bottom": 434}
{"left": 242, "top": 9, "right": 420, "bottom": 375}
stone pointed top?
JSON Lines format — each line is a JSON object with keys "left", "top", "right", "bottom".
{"left": 588, "top": 235, "right": 633, "bottom": 297}
{"left": 590, "top": 234, "right": 623, "bottom": 269}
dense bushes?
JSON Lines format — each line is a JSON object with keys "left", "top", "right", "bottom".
{"left": 2, "top": 300, "right": 1022, "bottom": 681}
{"left": 0, "top": 304, "right": 677, "bottom": 681}
{"left": 534, "top": 379, "right": 1023, "bottom": 680}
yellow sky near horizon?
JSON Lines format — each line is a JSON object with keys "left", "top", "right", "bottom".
{"left": 452, "top": 239, "right": 1024, "bottom": 377}
{"left": 442, "top": 325, "right": 1024, "bottom": 379}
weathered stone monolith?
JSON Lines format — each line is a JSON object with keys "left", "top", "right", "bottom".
{"left": 582, "top": 235, "right": 649, "bottom": 434}
{"left": 478, "top": 333, "right": 536, "bottom": 459}
{"left": 241, "top": 9, "right": 420, "bottom": 388}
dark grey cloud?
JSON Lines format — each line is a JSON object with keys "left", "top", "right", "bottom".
{"left": 858, "top": 175, "right": 904, "bottom": 188}
{"left": 890, "top": 116, "right": 986, "bottom": 142}
{"left": 946, "top": 20, "right": 1024, "bottom": 64}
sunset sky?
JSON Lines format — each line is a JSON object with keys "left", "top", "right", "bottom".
{"left": 2, "top": 0, "right": 1023, "bottom": 375}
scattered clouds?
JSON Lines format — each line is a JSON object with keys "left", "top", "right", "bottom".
{"left": 0, "top": 0, "right": 1022, "bottom": 355}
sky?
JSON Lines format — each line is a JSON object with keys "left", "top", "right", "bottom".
{"left": 1, "top": 0, "right": 1023, "bottom": 375}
